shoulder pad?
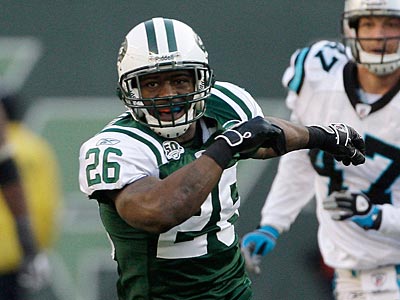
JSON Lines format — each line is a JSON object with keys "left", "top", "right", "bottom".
{"left": 208, "top": 81, "right": 263, "bottom": 126}
{"left": 282, "top": 40, "right": 348, "bottom": 94}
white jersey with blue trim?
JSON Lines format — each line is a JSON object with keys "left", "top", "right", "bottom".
{"left": 261, "top": 40, "right": 400, "bottom": 270}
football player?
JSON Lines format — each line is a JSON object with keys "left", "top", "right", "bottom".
{"left": 79, "top": 17, "right": 365, "bottom": 299}
{"left": 242, "top": 0, "right": 400, "bottom": 299}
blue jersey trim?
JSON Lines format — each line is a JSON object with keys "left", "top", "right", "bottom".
{"left": 288, "top": 47, "right": 311, "bottom": 94}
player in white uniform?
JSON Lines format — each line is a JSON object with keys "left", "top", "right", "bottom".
{"left": 241, "top": 1, "right": 400, "bottom": 299}
{"left": 78, "top": 17, "right": 366, "bottom": 300}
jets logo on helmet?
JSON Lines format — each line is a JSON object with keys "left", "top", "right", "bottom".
{"left": 194, "top": 33, "right": 207, "bottom": 54}
{"left": 117, "top": 39, "right": 127, "bottom": 64}
{"left": 117, "top": 17, "right": 214, "bottom": 139}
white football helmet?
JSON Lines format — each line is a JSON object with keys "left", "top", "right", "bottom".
{"left": 342, "top": 0, "right": 400, "bottom": 75}
{"left": 117, "top": 17, "right": 214, "bottom": 138}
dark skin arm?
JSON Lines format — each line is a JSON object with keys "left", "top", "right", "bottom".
{"left": 109, "top": 116, "right": 312, "bottom": 234}
{"left": 111, "top": 155, "right": 223, "bottom": 234}
{"left": 254, "top": 117, "right": 310, "bottom": 158}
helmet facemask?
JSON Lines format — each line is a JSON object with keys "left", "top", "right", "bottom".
{"left": 342, "top": 0, "right": 400, "bottom": 76}
{"left": 119, "top": 63, "right": 213, "bottom": 139}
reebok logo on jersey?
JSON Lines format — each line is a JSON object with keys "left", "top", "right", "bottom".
{"left": 96, "top": 138, "right": 120, "bottom": 146}
{"left": 162, "top": 141, "right": 184, "bottom": 160}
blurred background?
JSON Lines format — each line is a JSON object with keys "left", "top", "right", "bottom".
{"left": 0, "top": 1, "right": 343, "bottom": 299}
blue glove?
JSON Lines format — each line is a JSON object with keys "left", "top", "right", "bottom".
{"left": 323, "top": 191, "right": 382, "bottom": 230}
{"left": 241, "top": 225, "right": 279, "bottom": 274}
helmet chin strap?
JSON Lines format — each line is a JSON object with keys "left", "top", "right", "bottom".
{"left": 359, "top": 53, "right": 400, "bottom": 76}
{"left": 355, "top": 40, "right": 400, "bottom": 76}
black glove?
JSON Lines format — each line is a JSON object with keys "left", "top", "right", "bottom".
{"left": 203, "top": 116, "right": 283, "bottom": 168}
{"left": 307, "top": 123, "right": 365, "bottom": 166}
{"left": 323, "top": 191, "right": 382, "bottom": 230}
{"left": 216, "top": 116, "right": 282, "bottom": 154}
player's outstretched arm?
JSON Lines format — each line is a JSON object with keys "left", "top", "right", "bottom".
{"left": 111, "top": 116, "right": 281, "bottom": 233}
{"left": 255, "top": 117, "right": 366, "bottom": 166}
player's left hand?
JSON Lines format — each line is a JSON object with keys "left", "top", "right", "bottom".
{"left": 240, "top": 225, "right": 279, "bottom": 275}
{"left": 323, "top": 191, "right": 382, "bottom": 230}
{"left": 18, "top": 252, "right": 51, "bottom": 291}
{"left": 308, "top": 123, "right": 366, "bottom": 166}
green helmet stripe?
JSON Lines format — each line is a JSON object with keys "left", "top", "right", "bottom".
{"left": 144, "top": 19, "right": 158, "bottom": 54}
{"left": 164, "top": 18, "right": 177, "bottom": 52}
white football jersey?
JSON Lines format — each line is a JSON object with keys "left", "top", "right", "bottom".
{"left": 261, "top": 40, "right": 400, "bottom": 270}
{"left": 79, "top": 81, "right": 264, "bottom": 260}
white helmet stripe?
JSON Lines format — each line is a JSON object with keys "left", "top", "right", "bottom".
{"left": 153, "top": 18, "right": 167, "bottom": 53}
{"left": 151, "top": 18, "right": 177, "bottom": 54}
{"left": 152, "top": 18, "right": 176, "bottom": 54}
